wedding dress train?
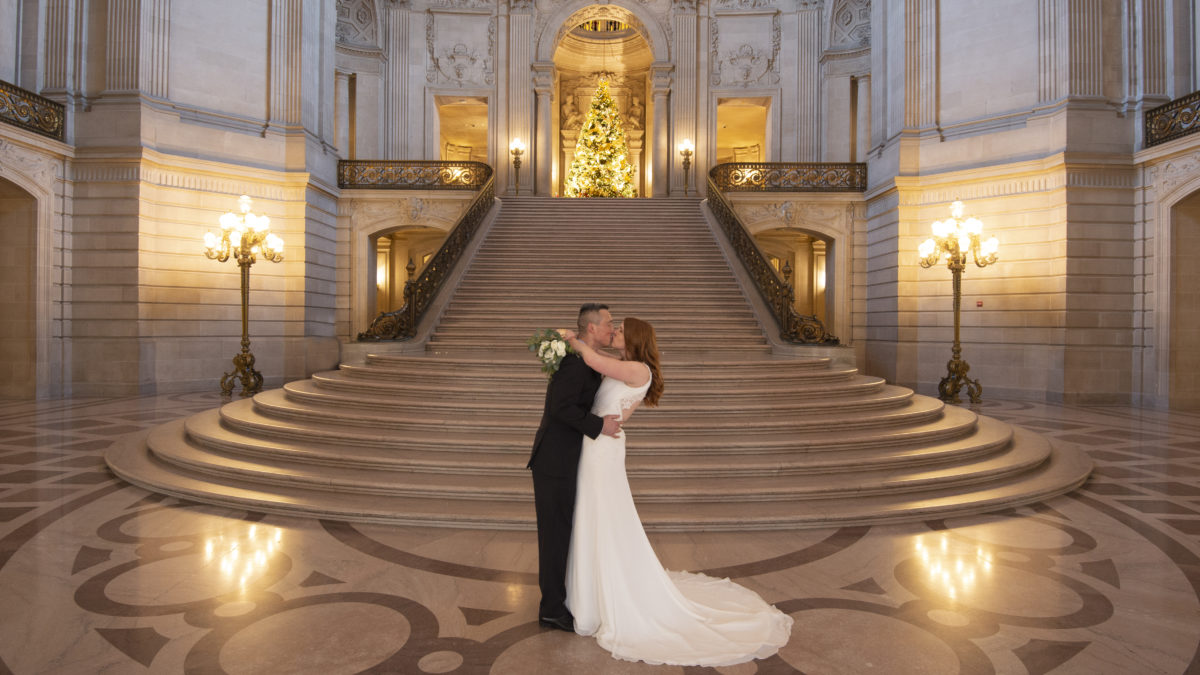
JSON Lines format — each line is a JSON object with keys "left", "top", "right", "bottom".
{"left": 565, "top": 369, "right": 793, "bottom": 666}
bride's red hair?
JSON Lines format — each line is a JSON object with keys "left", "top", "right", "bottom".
{"left": 623, "top": 317, "right": 663, "bottom": 407}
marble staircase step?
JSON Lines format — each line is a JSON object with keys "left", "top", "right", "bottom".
{"left": 106, "top": 425, "right": 1089, "bottom": 531}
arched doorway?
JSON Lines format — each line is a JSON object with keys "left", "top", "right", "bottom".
{"left": 552, "top": 7, "right": 654, "bottom": 196}
{"left": 755, "top": 227, "right": 830, "bottom": 328}
{"left": 0, "top": 178, "right": 36, "bottom": 399}
{"left": 371, "top": 226, "right": 448, "bottom": 315}
{"left": 1171, "top": 190, "right": 1200, "bottom": 409}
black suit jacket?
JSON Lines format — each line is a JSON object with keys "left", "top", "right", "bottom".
{"left": 528, "top": 353, "right": 604, "bottom": 478}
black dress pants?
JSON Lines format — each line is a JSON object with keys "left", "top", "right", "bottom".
{"left": 531, "top": 469, "right": 577, "bottom": 618}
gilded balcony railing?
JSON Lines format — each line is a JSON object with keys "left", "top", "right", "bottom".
{"left": 710, "top": 161, "right": 866, "bottom": 192}
{"left": 0, "top": 80, "right": 65, "bottom": 141}
{"left": 338, "top": 160, "right": 492, "bottom": 190}
{"left": 358, "top": 173, "right": 496, "bottom": 341}
{"left": 1145, "top": 90, "right": 1200, "bottom": 148}
{"left": 706, "top": 167, "right": 840, "bottom": 345}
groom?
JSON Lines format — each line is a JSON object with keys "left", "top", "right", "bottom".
{"left": 528, "top": 303, "right": 621, "bottom": 632}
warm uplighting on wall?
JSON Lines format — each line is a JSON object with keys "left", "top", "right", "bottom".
{"left": 677, "top": 139, "right": 694, "bottom": 195}
{"left": 509, "top": 138, "right": 526, "bottom": 195}
{"left": 918, "top": 200, "right": 998, "bottom": 404}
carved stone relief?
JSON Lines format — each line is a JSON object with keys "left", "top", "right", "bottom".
{"left": 711, "top": 13, "right": 781, "bottom": 87}
{"left": 1152, "top": 150, "right": 1200, "bottom": 196}
{"left": 0, "top": 140, "right": 59, "bottom": 191}
{"left": 738, "top": 201, "right": 848, "bottom": 231}
{"left": 714, "top": 0, "right": 773, "bottom": 8}
{"left": 426, "top": 12, "right": 495, "bottom": 86}
{"left": 336, "top": 0, "right": 379, "bottom": 48}
{"left": 829, "top": 0, "right": 870, "bottom": 50}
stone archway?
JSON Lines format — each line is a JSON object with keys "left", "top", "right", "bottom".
{"left": 0, "top": 178, "right": 36, "bottom": 398}
{"left": 1170, "top": 190, "right": 1200, "bottom": 408}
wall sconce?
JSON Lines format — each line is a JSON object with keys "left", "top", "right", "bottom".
{"left": 203, "top": 195, "right": 284, "bottom": 398}
{"left": 509, "top": 138, "right": 526, "bottom": 195}
{"left": 918, "top": 200, "right": 999, "bottom": 404}
{"left": 677, "top": 139, "right": 694, "bottom": 195}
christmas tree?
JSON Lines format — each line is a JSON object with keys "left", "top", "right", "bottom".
{"left": 564, "top": 80, "right": 638, "bottom": 198}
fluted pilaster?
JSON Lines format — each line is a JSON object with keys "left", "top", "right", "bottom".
{"left": 385, "top": 7, "right": 409, "bottom": 157}
{"left": 1067, "top": 0, "right": 1103, "bottom": 97}
{"left": 902, "top": 0, "right": 937, "bottom": 130}
{"left": 106, "top": 0, "right": 140, "bottom": 92}
{"left": 508, "top": 9, "right": 535, "bottom": 194}
{"left": 1137, "top": 0, "right": 1167, "bottom": 98}
{"left": 43, "top": 0, "right": 73, "bottom": 93}
{"left": 796, "top": 6, "right": 820, "bottom": 161}
{"left": 1037, "top": 0, "right": 1060, "bottom": 101}
{"left": 269, "top": 0, "right": 302, "bottom": 126}
{"left": 140, "top": 0, "right": 169, "bottom": 99}
{"left": 672, "top": 6, "right": 697, "bottom": 194}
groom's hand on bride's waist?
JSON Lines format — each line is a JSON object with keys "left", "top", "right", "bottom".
{"left": 601, "top": 414, "right": 622, "bottom": 438}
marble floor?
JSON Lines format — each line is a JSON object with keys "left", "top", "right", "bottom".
{"left": 0, "top": 394, "right": 1198, "bottom": 674}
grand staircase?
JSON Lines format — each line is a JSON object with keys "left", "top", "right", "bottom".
{"left": 106, "top": 197, "right": 1092, "bottom": 530}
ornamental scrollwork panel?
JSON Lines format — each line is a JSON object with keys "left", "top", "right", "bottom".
{"left": 1145, "top": 90, "right": 1200, "bottom": 148}
{"left": 0, "top": 80, "right": 66, "bottom": 141}
{"left": 710, "top": 13, "right": 780, "bottom": 88}
{"left": 425, "top": 11, "right": 494, "bottom": 86}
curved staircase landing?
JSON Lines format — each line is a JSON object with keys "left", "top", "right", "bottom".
{"left": 105, "top": 197, "right": 1092, "bottom": 530}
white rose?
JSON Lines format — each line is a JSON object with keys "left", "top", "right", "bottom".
{"left": 538, "top": 343, "right": 549, "bottom": 358}
{"left": 553, "top": 340, "right": 566, "bottom": 357}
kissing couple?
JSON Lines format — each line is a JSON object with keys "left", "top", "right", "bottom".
{"left": 527, "top": 303, "right": 793, "bottom": 667}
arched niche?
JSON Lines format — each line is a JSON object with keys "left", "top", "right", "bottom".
{"left": 536, "top": 1, "right": 668, "bottom": 64}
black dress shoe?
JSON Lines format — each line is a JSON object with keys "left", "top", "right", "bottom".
{"left": 538, "top": 614, "right": 575, "bottom": 632}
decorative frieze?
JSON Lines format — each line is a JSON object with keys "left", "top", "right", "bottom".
{"left": 426, "top": 10, "right": 495, "bottom": 86}
{"left": 337, "top": 0, "right": 380, "bottom": 48}
{"left": 710, "top": 12, "right": 780, "bottom": 88}
{"left": 828, "top": 0, "right": 870, "bottom": 50}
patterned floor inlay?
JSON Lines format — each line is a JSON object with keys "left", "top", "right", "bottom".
{"left": 0, "top": 394, "right": 1199, "bottom": 673}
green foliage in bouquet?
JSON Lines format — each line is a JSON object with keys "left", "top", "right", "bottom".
{"left": 528, "top": 328, "right": 574, "bottom": 378}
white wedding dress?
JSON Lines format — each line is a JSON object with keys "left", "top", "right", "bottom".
{"left": 566, "top": 367, "right": 793, "bottom": 666}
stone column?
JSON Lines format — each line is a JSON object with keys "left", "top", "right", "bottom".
{"left": 532, "top": 62, "right": 555, "bottom": 196}
{"left": 854, "top": 75, "right": 871, "bottom": 162}
{"left": 650, "top": 62, "right": 673, "bottom": 197}
{"left": 671, "top": 5, "right": 697, "bottom": 194}
{"left": 507, "top": 7, "right": 535, "bottom": 194}
{"left": 335, "top": 71, "right": 350, "bottom": 157}
{"left": 561, "top": 130, "right": 578, "bottom": 192}
{"left": 812, "top": 238, "right": 827, "bottom": 322}
{"left": 627, "top": 130, "right": 644, "bottom": 197}
{"left": 794, "top": 235, "right": 814, "bottom": 315}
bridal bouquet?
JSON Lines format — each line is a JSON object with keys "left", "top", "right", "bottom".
{"left": 528, "top": 328, "right": 573, "bottom": 378}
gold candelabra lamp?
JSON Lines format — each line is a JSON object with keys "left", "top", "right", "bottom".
{"left": 509, "top": 138, "right": 526, "bottom": 195}
{"left": 677, "top": 139, "right": 694, "bottom": 196}
{"left": 918, "top": 200, "right": 999, "bottom": 404}
{"left": 203, "top": 195, "right": 285, "bottom": 398}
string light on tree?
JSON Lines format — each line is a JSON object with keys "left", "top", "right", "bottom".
{"left": 564, "top": 80, "right": 637, "bottom": 198}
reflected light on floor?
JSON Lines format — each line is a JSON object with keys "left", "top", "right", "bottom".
{"left": 206, "top": 524, "right": 285, "bottom": 594}
{"left": 914, "top": 533, "right": 992, "bottom": 603}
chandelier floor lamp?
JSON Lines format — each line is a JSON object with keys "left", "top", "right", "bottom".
{"left": 677, "top": 139, "right": 694, "bottom": 196}
{"left": 204, "top": 195, "right": 285, "bottom": 398}
{"left": 509, "top": 138, "right": 525, "bottom": 195}
{"left": 918, "top": 200, "right": 999, "bottom": 404}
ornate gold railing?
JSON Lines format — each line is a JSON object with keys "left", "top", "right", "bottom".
{"left": 706, "top": 170, "right": 838, "bottom": 344}
{"left": 338, "top": 160, "right": 492, "bottom": 190}
{"left": 710, "top": 161, "right": 867, "bottom": 192}
{"left": 0, "top": 80, "right": 65, "bottom": 141}
{"left": 358, "top": 174, "right": 496, "bottom": 341}
{"left": 1145, "top": 90, "right": 1200, "bottom": 147}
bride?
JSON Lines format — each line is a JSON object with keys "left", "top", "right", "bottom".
{"left": 557, "top": 318, "right": 793, "bottom": 667}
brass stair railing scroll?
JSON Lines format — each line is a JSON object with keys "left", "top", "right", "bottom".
{"left": 357, "top": 173, "right": 496, "bottom": 341}
{"left": 709, "top": 162, "right": 866, "bottom": 192}
{"left": 707, "top": 165, "right": 843, "bottom": 345}
{"left": 0, "top": 79, "right": 65, "bottom": 141}
{"left": 338, "top": 160, "right": 492, "bottom": 190}
{"left": 1145, "top": 89, "right": 1200, "bottom": 148}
